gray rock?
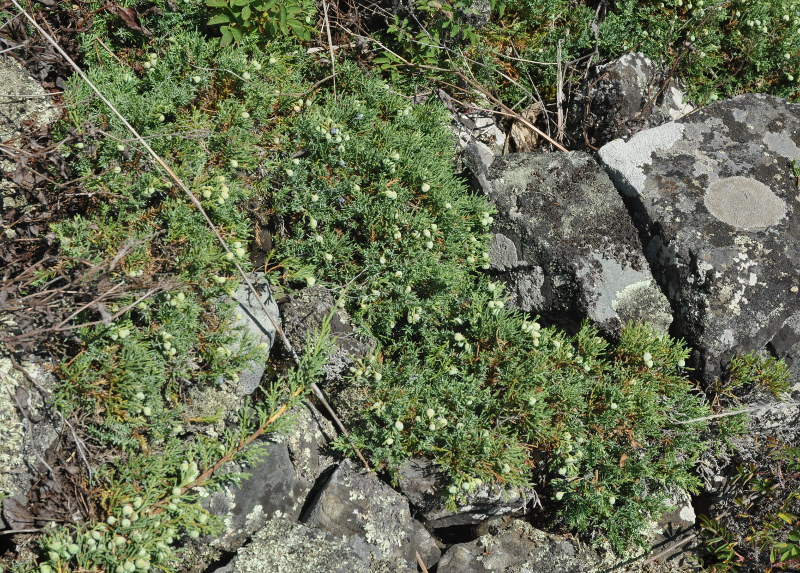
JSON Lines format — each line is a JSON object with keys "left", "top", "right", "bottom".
{"left": 455, "top": 112, "right": 506, "bottom": 156}
{"left": 195, "top": 403, "right": 335, "bottom": 561}
{"left": 410, "top": 518, "right": 442, "bottom": 570}
{"left": 398, "top": 457, "right": 535, "bottom": 529}
{"left": 640, "top": 488, "right": 698, "bottom": 565}
{"left": 283, "top": 402, "right": 338, "bottom": 485}
{"left": 0, "top": 56, "right": 60, "bottom": 142}
{"left": 597, "top": 93, "right": 800, "bottom": 382}
{"left": 475, "top": 151, "right": 672, "bottom": 335}
{"left": 569, "top": 52, "right": 693, "bottom": 150}
{"left": 437, "top": 519, "right": 599, "bottom": 573}
{"left": 202, "top": 440, "right": 312, "bottom": 552}
{"left": 228, "top": 515, "right": 370, "bottom": 573}
{"left": 229, "top": 272, "right": 280, "bottom": 395}
{"left": 302, "top": 459, "right": 434, "bottom": 571}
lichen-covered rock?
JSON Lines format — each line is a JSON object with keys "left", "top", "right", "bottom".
{"left": 437, "top": 519, "right": 600, "bottom": 573}
{"left": 226, "top": 514, "right": 370, "bottom": 573}
{"left": 0, "top": 355, "right": 58, "bottom": 530}
{"left": 283, "top": 402, "right": 338, "bottom": 486}
{"left": 397, "top": 457, "right": 534, "bottom": 529}
{"left": 202, "top": 440, "right": 311, "bottom": 553}
{"left": 186, "top": 403, "right": 336, "bottom": 570}
{"left": 279, "top": 286, "right": 374, "bottom": 383}
{"left": 474, "top": 151, "right": 672, "bottom": 335}
{"left": 301, "top": 459, "right": 433, "bottom": 572}
{"left": 569, "top": 52, "right": 693, "bottom": 150}
{"left": 598, "top": 93, "right": 800, "bottom": 382}
{"left": 0, "top": 56, "right": 60, "bottom": 142}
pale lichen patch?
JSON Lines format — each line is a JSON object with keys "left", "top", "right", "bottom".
{"left": 0, "top": 358, "right": 26, "bottom": 495}
{"left": 704, "top": 176, "right": 786, "bottom": 231}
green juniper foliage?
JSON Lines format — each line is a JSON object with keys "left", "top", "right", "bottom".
{"left": 4, "top": 22, "right": 328, "bottom": 572}
{"left": 262, "top": 62, "right": 719, "bottom": 552}
{"left": 4, "top": 0, "right": 799, "bottom": 568}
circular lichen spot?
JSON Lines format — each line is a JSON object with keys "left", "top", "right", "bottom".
{"left": 704, "top": 176, "right": 786, "bottom": 231}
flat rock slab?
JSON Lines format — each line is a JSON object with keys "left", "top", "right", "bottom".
{"left": 398, "top": 457, "right": 533, "bottom": 529}
{"left": 479, "top": 151, "right": 671, "bottom": 334}
{"left": 437, "top": 519, "right": 599, "bottom": 573}
{"left": 598, "top": 93, "right": 800, "bottom": 381}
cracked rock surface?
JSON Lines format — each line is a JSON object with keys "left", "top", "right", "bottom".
{"left": 302, "top": 459, "right": 438, "bottom": 572}
{"left": 599, "top": 93, "right": 800, "bottom": 382}
{"left": 474, "top": 150, "right": 672, "bottom": 335}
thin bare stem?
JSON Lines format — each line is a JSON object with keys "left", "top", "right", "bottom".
{"left": 641, "top": 533, "right": 696, "bottom": 566}
{"left": 0, "top": 529, "right": 43, "bottom": 535}
{"left": 671, "top": 400, "right": 800, "bottom": 425}
{"left": 322, "top": 0, "right": 336, "bottom": 100}
{"left": 0, "top": 91, "right": 61, "bottom": 98}
{"left": 556, "top": 39, "right": 565, "bottom": 143}
{"left": 57, "top": 409, "right": 94, "bottom": 479}
{"left": 306, "top": 42, "right": 355, "bottom": 54}
{"left": 0, "top": 39, "right": 29, "bottom": 55}
{"left": 95, "top": 37, "right": 125, "bottom": 67}
{"left": 416, "top": 551, "right": 429, "bottom": 573}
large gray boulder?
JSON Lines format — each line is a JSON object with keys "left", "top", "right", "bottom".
{"left": 474, "top": 150, "right": 672, "bottom": 335}
{"left": 598, "top": 93, "right": 800, "bottom": 382}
